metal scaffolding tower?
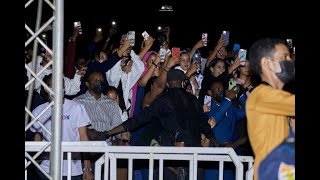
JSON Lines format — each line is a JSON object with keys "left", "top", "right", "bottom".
{"left": 25, "top": 0, "right": 64, "bottom": 179}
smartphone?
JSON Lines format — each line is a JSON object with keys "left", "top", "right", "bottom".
{"left": 193, "top": 53, "right": 200, "bottom": 60}
{"left": 204, "top": 95, "right": 212, "bottom": 106}
{"left": 73, "top": 21, "right": 82, "bottom": 34}
{"left": 166, "top": 49, "right": 172, "bottom": 56}
{"left": 221, "top": 31, "right": 230, "bottom": 46}
{"left": 233, "top": 43, "right": 240, "bottom": 51}
{"left": 41, "top": 33, "right": 47, "bottom": 39}
{"left": 238, "top": 49, "right": 247, "bottom": 66}
{"left": 228, "top": 78, "right": 237, "bottom": 91}
{"left": 293, "top": 47, "right": 295, "bottom": 54}
{"left": 127, "top": 31, "right": 135, "bottom": 46}
{"left": 172, "top": 47, "right": 180, "bottom": 58}
{"left": 159, "top": 48, "right": 166, "bottom": 62}
{"left": 202, "top": 33, "right": 208, "bottom": 46}
{"left": 193, "top": 58, "right": 201, "bottom": 74}
{"left": 286, "top": 39, "right": 293, "bottom": 48}
{"left": 142, "top": 31, "right": 150, "bottom": 41}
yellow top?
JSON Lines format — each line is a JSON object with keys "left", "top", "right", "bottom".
{"left": 246, "top": 84, "right": 295, "bottom": 180}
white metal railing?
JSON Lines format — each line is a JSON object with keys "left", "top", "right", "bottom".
{"left": 25, "top": 141, "right": 254, "bottom": 180}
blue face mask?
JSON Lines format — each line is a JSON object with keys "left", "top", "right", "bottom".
{"left": 91, "top": 81, "right": 106, "bottom": 94}
{"left": 214, "top": 91, "right": 224, "bottom": 102}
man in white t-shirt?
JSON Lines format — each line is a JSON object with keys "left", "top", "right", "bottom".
{"left": 30, "top": 74, "right": 93, "bottom": 180}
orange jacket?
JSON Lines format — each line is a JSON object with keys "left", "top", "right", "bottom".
{"left": 246, "top": 84, "right": 295, "bottom": 180}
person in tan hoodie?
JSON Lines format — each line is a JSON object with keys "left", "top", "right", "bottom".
{"left": 246, "top": 38, "right": 295, "bottom": 180}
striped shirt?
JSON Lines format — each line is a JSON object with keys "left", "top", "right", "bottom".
{"left": 74, "top": 91, "right": 122, "bottom": 143}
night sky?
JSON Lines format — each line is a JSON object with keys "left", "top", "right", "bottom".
{"left": 26, "top": 0, "right": 296, "bottom": 54}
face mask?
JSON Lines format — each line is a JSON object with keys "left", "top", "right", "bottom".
{"left": 91, "top": 81, "right": 106, "bottom": 94}
{"left": 214, "top": 91, "right": 224, "bottom": 102}
{"left": 275, "top": 60, "right": 295, "bottom": 84}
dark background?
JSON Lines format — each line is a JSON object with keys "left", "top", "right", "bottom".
{"left": 22, "top": 1, "right": 312, "bottom": 180}
{"left": 25, "top": 0, "right": 297, "bottom": 54}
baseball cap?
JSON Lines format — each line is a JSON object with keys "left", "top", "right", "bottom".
{"left": 167, "top": 69, "right": 186, "bottom": 81}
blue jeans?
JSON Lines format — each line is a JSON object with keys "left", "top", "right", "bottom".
{"left": 134, "top": 168, "right": 159, "bottom": 180}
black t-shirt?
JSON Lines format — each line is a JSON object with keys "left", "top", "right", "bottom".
{"left": 123, "top": 88, "right": 213, "bottom": 147}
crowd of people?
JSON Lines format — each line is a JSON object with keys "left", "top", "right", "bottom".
{"left": 25, "top": 21, "right": 295, "bottom": 180}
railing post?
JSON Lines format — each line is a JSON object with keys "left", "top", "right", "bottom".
{"left": 50, "top": 0, "right": 64, "bottom": 178}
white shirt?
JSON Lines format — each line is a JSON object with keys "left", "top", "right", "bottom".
{"left": 30, "top": 99, "right": 91, "bottom": 176}
{"left": 119, "top": 106, "right": 128, "bottom": 122}
{"left": 200, "top": 57, "right": 207, "bottom": 74}
{"left": 26, "top": 56, "right": 81, "bottom": 95}
{"left": 106, "top": 50, "right": 145, "bottom": 110}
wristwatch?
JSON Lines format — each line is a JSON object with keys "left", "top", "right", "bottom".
{"left": 152, "top": 61, "right": 158, "bottom": 68}
{"left": 83, "top": 167, "right": 93, "bottom": 172}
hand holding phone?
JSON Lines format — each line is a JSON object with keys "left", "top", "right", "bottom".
{"left": 166, "top": 49, "right": 171, "bottom": 56}
{"left": 127, "top": 31, "right": 135, "bottom": 46}
{"left": 202, "top": 33, "right": 208, "bottom": 46}
{"left": 228, "top": 78, "right": 237, "bottom": 91}
{"left": 293, "top": 47, "right": 295, "bottom": 54}
{"left": 238, "top": 49, "right": 247, "bottom": 66}
{"left": 73, "top": 21, "right": 82, "bottom": 34}
{"left": 221, "top": 31, "right": 230, "bottom": 46}
{"left": 142, "top": 31, "right": 150, "bottom": 41}
{"left": 159, "top": 48, "right": 166, "bottom": 62}
{"left": 172, "top": 47, "right": 180, "bottom": 58}
{"left": 204, "top": 95, "right": 212, "bottom": 106}
{"left": 286, "top": 39, "right": 293, "bottom": 49}
{"left": 233, "top": 43, "right": 240, "bottom": 51}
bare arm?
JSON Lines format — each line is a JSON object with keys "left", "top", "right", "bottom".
{"left": 142, "top": 56, "right": 180, "bottom": 108}
{"left": 79, "top": 126, "right": 93, "bottom": 179}
{"left": 102, "top": 27, "right": 116, "bottom": 52}
{"left": 137, "top": 52, "right": 160, "bottom": 87}
{"left": 117, "top": 39, "right": 131, "bottom": 58}
{"left": 190, "top": 75, "right": 200, "bottom": 97}
{"left": 201, "top": 134, "right": 210, "bottom": 147}
{"left": 185, "top": 62, "right": 199, "bottom": 78}
{"left": 189, "top": 39, "right": 205, "bottom": 60}
{"left": 34, "top": 132, "right": 42, "bottom": 141}
{"left": 224, "top": 136, "right": 248, "bottom": 149}
{"left": 138, "top": 36, "right": 155, "bottom": 60}
{"left": 228, "top": 56, "right": 241, "bottom": 74}
{"left": 163, "top": 26, "right": 171, "bottom": 45}
{"left": 206, "top": 37, "right": 224, "bottom": 67}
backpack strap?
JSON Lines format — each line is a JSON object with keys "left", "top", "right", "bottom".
{"left": 287, "top": 117, "right": 295, "bottom": 143}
